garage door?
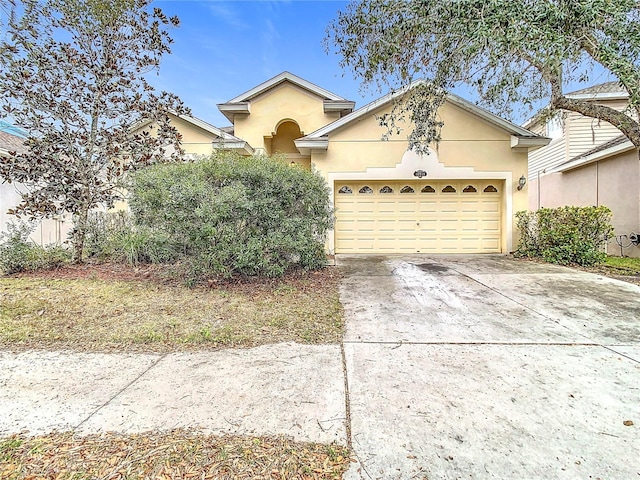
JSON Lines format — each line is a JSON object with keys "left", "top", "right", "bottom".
{"left": 334, "top": 180, "right": 502, "bottom": 253}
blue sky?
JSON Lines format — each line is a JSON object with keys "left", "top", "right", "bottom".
{"left": 152, "top": 0, "right": 376, "bottom": 128}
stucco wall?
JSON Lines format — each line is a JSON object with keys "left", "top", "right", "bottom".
{"left": 233, "top": 82, "right": 340, "bottom": 153}
{"left": 528, "top": 150, "right": 640, "bottom": 257}
{"left": 311, "top": 101, "right": 529, "bottom": 254}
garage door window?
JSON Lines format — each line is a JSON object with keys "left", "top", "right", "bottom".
{"left": 359, "top": 186, "right": 373, "bottom": 194}
{"left": 338, "top": 186, "right": 353, "bottom": 194}
{"left": 442, "top": 185, "right": 456, "bottom": 193}
{"left": 400, "top": 186, "right": 415, "bottom": 194}
{"left": 483, "top": 185, "right": 498, "bottom": 193}
{"left": 421, "top": 185, "right": 436, "bottom": 193}
{"left": 463, "top": 185, "right": 477, "bottom": 193}
{"left": 379, "top": 185, "right": 393, "bottom": 194}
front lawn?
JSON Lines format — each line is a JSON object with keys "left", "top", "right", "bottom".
{"left": 0, "top": 264, "right": 343, "bottom": 351}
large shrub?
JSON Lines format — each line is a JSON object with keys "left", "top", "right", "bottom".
{"left": 128, "top": 153, "right": 333, "bottom": 279}
{"left": 515, "top": 206, "right": 614, "bottom": 266}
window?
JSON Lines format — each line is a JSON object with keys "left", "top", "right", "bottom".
{"left": 379, "top": 185, "right": 394, "bottom": 194}
{"left": 442, "top": 185, "right": 457, "bottom": 193}
{"left": 463, "top": 185, "right": 477, "bottom": 193}
{"left": 400, "top": 186, "right": 415, "bottom": 194}
{"left": 421, "top": 185, "right": 435, "bottom": 193}
{"left": 483, "top": 185, "right": 498, "bottom": 193}
{"left": 338, "top": 186, "right": 352, "bottom": 194}
{"left": 359, "top": 186, "right": 373, "bottom": 194}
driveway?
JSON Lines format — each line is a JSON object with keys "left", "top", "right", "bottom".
{"left": 339, "top": 255, "right": 640, "bottom": 480}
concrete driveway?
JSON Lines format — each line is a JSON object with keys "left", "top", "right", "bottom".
{"left": 340, "top": 255, "right": 640, "bottom": 480}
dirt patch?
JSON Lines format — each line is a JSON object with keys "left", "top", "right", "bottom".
{"left": 0, "top": 430, "right": 351, "bottom": 479}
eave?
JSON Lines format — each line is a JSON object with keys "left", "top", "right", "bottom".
{"left": 294, "top": 137, "right": 329, "bottom": 155}
{"left": 323, "top": 100, "right": 356, "bottom": 115}
{"left": 510, "top": 135, "right": 551, "bottom": 152}
{"left": 213, "top": 140, "right": 254, "bottom": 156}
{"left": 217, "top": 102, "right": 251, "bottom": 123}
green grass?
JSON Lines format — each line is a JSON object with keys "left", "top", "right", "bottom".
{"left": 603, "top": 255, "right": 640, "bottom": 273}
{"left": 0, "top": 269, "right": 343, "bottom": 351}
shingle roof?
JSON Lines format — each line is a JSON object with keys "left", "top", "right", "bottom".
{"left": 565, "top": 134, "right": 630, "bottom": 163}
{"left": 566, "top": 81, "right": 628, "bottom": 97}
{"left": 0, "top": 130, "right": 26, "bottom": 154}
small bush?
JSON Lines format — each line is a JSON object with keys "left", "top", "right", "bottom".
{"left": 515, "top": 206, "right": 614, "bottom": 266}
{"left": 129, "top": 152, "right": 333, "bottom": 279}
{"left": 83, "top": 211, "right": 175, "bottom": 266}
{"left": 0, "top": 220, "right": 70, "bottom": 274}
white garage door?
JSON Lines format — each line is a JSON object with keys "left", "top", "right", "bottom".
{"left": 334, "top": 180, "right": 502, "bottom": 254}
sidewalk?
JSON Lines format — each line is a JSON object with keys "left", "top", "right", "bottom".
{"left": 0, "top": 343, "right": 347, "bottom": 445}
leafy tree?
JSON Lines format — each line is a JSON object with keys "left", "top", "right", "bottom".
{"left": 0, "top": 0, "right": 188, "bottom": 261}
{"left": 326, "top": 0, "right": 640, "bottom": 153}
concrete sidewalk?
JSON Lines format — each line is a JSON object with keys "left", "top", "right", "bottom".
{"left": 0, "top": 343, "right": 347, "bottom": 444}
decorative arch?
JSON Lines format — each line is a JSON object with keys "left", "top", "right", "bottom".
{"left": 270, "top": 119, "right": 303, "bottom": 154}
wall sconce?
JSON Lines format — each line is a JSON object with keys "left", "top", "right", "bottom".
{"left": 517, "top": 175, "right": 527, "bottom": 191}
{"left": 290, "top": 160, "right": 296, "bottom": 167}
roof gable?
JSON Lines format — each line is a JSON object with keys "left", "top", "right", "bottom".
{"left": 295, "top": 81, "right": 547, "bottom": 153}
{"left": 218, "top": 72, "right": 355, "bottom": 123}
{"left": 227, "top": 71, "right": 348, "bottom": 103}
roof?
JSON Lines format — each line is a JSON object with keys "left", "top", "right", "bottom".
{"left": 174, "top": 112, "right": 245, "bottom": 143}
{"left": 227, "top": 71, "right": 349, "bottom": 103}
{"left": 521, "top": 81, "right": 630, "bottom": 129}
{"left": 551, "top": 134, "right": 636, "bottom": 173}
{"left": 218, "top": 72, "right": 355, "bottom": 123}
{"left": 0, "top": 130, "right": 26, "bottom": 155}
{"left": 566, "top": 81, "right": 628, "bottom": 98}
{"left": 295, "top": 80, "right": 548, "bottom": 153}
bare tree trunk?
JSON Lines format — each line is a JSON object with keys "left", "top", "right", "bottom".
{"left": 71, "top": 204, "right": 89, "bottom": 263}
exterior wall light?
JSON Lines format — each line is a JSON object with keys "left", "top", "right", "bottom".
{"left": 413, "top": 169, "right": 427, "bottom": 178}
{"left": 517, "top": 175, "right": 527, "bottom": 191}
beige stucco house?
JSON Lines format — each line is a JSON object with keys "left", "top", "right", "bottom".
{"left": 525, "top": 82, "right": 640, "bottom": 257}
{"left": 2, "top": 72, "right": 551, "bottom": 255}
{"left": 214, "top": 72, "right": 549, "bottom": 254}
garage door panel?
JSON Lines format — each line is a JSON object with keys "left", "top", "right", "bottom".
{"left": 335, "top": 180, "right": 502, "bottom": 254}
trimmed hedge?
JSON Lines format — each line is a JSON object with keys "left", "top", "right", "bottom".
{"left": 515, "top": 206, "right": 613, "bottom": 266}
{"left": 128, "top": 153, "right": 333, "bottom": 280}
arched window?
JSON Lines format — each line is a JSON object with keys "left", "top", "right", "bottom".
{"left": 379, "top": 185, "right": 394, "bottom": 194}
{"left": 359, "top": 186, "right": 373, "bottom": 194}
{"left": 463, "top": 185, "right": 477, "bottom": 193}
{"left": 400, "top": 186, "right": 415, "bottom": 194}
{"left": 338, "top": 186, "right": 353, "bottom": 194}
{"left": 442, "top": 185, "right": 457, "bottom": 193}
{"left": 483, "top": 185, "right": 498, "bottom": 193}
{"left": 421, "top": 185, "right": 436, "bottom": 193}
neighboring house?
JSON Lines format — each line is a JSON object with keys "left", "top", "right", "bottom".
{"left": 0, "top": 129, "right": 74, "bottom": 244}
{"left": 524, "top": 82, "right": 640, "bottom": 257}
{"left": 213, "top": 71, "right": 548, "bottom": 254}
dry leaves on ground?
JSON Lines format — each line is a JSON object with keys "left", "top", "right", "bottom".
{"left": 0, "top": 430, "right": 351, "bottom": 480}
